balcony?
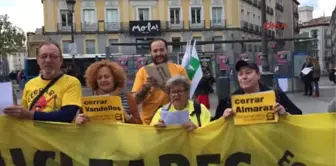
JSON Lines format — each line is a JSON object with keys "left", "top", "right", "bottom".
{"left": 248, "top": 23, "right": 254, "bottom": 32}
{"left": 189, "top": 20, "right": 205, "bottom": 29}
{"left": 294, "top": 11, "right": 299, "bottom": 18}
{"left": 254, "top": 24, "right": 260, "bottom": 33}
{"left": 105, "top": 22, "right": 121, "bottom": 32}
{"left": 81, "top": 22, "right": 98, "bottom": 32}
{"left": 241, "top": 21, "right": 248, "bottom": 31}
{"left": 168, "top": 21, "right": 184, "bottom": 30}
{"left": 210, "top": 20, "right": 226, "bottom": 29}
{"left": 57, "top": 23, "right": 76, "bottom": 32}
{"left": 266, "top": 6, "right": 274, "bottom": 15}
{"left": 276, "top": 3, "right": 284, "bottom": 12}
{"left": 252, "top": 0, "right": 258, "bottom": 7}
{"left": 257, "top": 1, "right": 261, "bottom": 8}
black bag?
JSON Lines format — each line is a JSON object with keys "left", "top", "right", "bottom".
{"left": 190, "top": 102, "right": 202, "bottom": 127}
{"left": 28, "top": 74, "right": 64, "bottom": 111}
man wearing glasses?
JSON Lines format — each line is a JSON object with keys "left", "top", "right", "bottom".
{"left": 3, "top": 41, "right": 82, "bottom": 123}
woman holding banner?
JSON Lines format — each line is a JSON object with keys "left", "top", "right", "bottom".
{"left": 75, "top": 60, "right": 142, "bottom": 124}
{"left": 151, "top": 75, "right": 211, "bottom": 132}
{"left": 213, "top": 60, "right": 302, "bottom": 120}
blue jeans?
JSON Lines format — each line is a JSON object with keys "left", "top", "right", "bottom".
{"left": 313, "top": 81, "right": 319, "bottom": 95}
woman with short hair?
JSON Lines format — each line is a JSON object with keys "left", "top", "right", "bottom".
{"left": 151, "top": 75, "right": 211, "bottom": 132}
{"left": 75, "top": 60, "right": 142, "bottom": 124}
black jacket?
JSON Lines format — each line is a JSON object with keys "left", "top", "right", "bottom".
{"left": 212, "top": 84, "right": 302, "bottom": 120}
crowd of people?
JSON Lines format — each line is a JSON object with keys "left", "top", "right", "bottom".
{"left": 4, "top": 38, "right": 336, "bottom": 132}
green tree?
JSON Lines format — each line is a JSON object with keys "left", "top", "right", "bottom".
{"left": 0, "top": 14, "right": 26, "bottom": 58}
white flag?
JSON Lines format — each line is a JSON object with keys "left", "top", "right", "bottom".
{"left": 185, "top": 40, "right": 203, "bottom": 98}
{"left": 181, "top": 41, "right": 191, "bottom": 68}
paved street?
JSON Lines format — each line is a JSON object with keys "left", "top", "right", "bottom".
{"left": 16, "top": 76, "right": 335, "bottom": 116}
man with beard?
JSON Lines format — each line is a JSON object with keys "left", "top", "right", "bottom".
{"left": 132, "top": 38, "right": 188, "bottom": 124}
{"left": 3, "top": 41, "right": 82, "bottom": 122}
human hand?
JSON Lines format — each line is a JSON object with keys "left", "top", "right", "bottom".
{"left": 124, "top": 111, "right": 133, "bottom": 122}
{"left": 145, "top": 76, "right": 159, "bottom": 88}
{"left": 110, "top": 87, "right": 124, "bottom": 96}
{"left": 3, "top": 106, "right": 34, "bottom": 120}
{"left": 183, "top": 121, "right": 198, "bottom": 132}
{"left": 222, "top": 108, "right": 235, "bottom": 119}
{"left": 75, "top": 114, "right": 89, "bottom": 125}
{"left": 154, "top": 119, "right": 166, "bottom": 128}
{"left": 274, "top": 103, "right": 288, "bottom": 116}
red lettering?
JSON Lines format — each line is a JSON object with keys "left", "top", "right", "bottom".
{"left": 264, "top": 22, "right": 288, "bottom": 29}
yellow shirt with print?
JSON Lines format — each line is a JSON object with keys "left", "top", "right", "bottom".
{"left": 21, "top": 74, "right": 82, "bottom": 112}
{"left": 150, "top": 100, "right": 211, "bottom": 126}
{"left": 132, "top": 62, "right": 188, "bottom": 124}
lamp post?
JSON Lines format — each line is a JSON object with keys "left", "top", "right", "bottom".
{"left": 66, "top": 0, "right": 76, "bottom": 76}
{"left": 261, "top": 0, "right": 269, "bottom": 72}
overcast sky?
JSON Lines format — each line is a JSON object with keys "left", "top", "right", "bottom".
{"left": 0, "top": 0, "right": 335, "bottom": 33}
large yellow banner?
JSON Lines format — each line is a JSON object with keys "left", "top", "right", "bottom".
{"left": 0, "top": 114, "right": 335, "bottom": 166}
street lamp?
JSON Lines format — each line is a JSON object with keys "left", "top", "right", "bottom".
{"left": 66, "top": 0, "right": 76, "bottom": 76}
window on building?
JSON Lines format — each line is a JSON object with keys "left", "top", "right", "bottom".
{"left": 108, "top": 39, "right": 119, "bottom": 53}
{"left": 106, "top": 9, "right": 118, "bottom": 23}
{"left": 254, "top": 45, "right": 258, "bottom": 52}
{"left": 191, "top": 7, "right": 202, "bottom": 24}
{"left": 212, "top": 7, "right": 223, "bottom": 24}
{"left": 247, "top": 12, "right": 250, "bottom": 21}
{"left": 213, "top": 36, "right": 222, "bottom": 52}
{"left": 241, "top": 9, "right": 244, "bottom": 20}
{"left": 192, "top": 36, "right": 202, "bottom": 52}
{"left": 172, "top": 37, "right": 181, "bottom": 52}
{"left": 138, "top": 8, "right": 150, "bottom": 20}
{"left": 170, "top": 8, "right": 181, "bottom": 24}
{"left": 60, "top": 10, "right": 73, "bottom": 26}
{"left": 86, "top": 40, "right": 96, "bottom": 54}
{"left": 311, "top": 29, "right": 318, "bottom": 38}
{"left": 83, "top": 9, "right": 96, "bottom": 23}
{"left": 231, "top": 34, "right": 235, "bottom": 49}
{"left": 252, "top": 14, "right": 255, "bottom": 23}
{"left": 63, "top": 41, "right": 71, "bottom": 54}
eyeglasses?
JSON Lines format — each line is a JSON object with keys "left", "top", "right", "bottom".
{"left": 38, "top": 54, "right": 60, "bottom": 60}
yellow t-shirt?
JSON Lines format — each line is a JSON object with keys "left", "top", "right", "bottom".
{"left": 21, "top": 74, "right": 82, "bottom": 112}
{"left": 150, "top": 100, "right": 211, "bottom": 126}
{"left": 132, "top": 62, "right": 188, "bottom": 124}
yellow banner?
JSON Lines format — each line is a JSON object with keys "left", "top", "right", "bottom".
{"left": 232, "top": 90, "right": 277, "bottom": 125}
{"left": 81, "top": 96, "right": 124, "bottom": 123}
{"left": 0, "top": 114, "right": 335, "bottom": 166}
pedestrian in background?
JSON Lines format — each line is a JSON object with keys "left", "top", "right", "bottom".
{"left": 312, "top": 57, "right": 321, "bottom": 97}
{"left": 300, "top": 56, "right": 313, "bottom": 96}
{"left": 195, "top": 67, "right": 215, "bottom": 109}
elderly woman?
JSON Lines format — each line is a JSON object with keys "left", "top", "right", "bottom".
{"left": 75, "top": 60, "right": 142, "bottom": 124}
{"left": 151, "top": 75, "right": 211, "bottom": 132}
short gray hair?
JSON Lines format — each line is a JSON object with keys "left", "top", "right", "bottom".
{"left": 165, "top": 75, "right": 190, "bottom": 92}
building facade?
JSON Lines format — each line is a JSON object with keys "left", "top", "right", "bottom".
{"left": 299, "top": 16, "right": 332, "bottom": 73}
{"left": 40, "top": 0, "right": 297, "bottom": 56}
{"left": 298, "top": 6, "right": 313, "bottom": 24}
{"left": 331, "top": 6, "right": 336, "bottom": 60}
{"left": 7, "top": 47, "right": 26, "bottom": 72}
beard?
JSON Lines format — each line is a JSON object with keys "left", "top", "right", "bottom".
{"left": 152, "top": 55, "right": 168, "bottom": 65}
{"left": 41, "top": 67, "right": 58, "bottom": 80}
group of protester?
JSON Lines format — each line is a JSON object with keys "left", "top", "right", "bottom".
{"left": 300, "top": 55, "right": 321, "bottom": 97}
{"left": 3, "top": 38, "right": 307, "bottom": 132}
